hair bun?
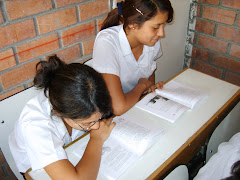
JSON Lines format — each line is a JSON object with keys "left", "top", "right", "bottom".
{"left": 34, "top": 55, "right": 65, "bottom": 90}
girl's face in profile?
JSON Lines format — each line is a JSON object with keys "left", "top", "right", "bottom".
{"left": 133, "top": 11, "right": 169, "bottom": 47}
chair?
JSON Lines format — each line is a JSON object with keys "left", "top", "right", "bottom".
{"left": 163, "top": 165, "right": 189, "bottom": 180}
{"left": 0, "top": 87, "right": 39, "bottom": 180}
{"left": 84, "top": 58, "right": 93, "bottom": 67}
{"left": 205, "top": 101, "right": 240, "bottom": 162}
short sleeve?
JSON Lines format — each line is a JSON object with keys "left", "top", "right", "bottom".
{"left": 92, "top": 32, "right": 120, "bottom": 77}
{"left": 22, "top": 112, "right": 67, "bottom": 171}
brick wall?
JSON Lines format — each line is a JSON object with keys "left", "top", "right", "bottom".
{"left": 189, "top": 0, "right": 240, "bottom": 86}
{"left": 0, "top": 0, "right": 109, "bottom": 101}
{"left": 0, "top": 0, "right": 109, "bottom": 179}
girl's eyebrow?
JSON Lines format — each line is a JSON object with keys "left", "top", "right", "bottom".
{"left": 155, "top": 22, "right": 165, "bottom": 25}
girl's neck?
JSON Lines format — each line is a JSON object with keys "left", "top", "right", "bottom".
{"left": 62, "top": 117, "right": 72, "bottom": 136}
{"left": 126, "top": 30, "right": 143, "bottom": 61}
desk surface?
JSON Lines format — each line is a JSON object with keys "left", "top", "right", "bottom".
{"left": 65, "top": 68, "right": 240, "bottom": 180}
{"left": 44, "top": 68, "right": 240, "bottom": 180}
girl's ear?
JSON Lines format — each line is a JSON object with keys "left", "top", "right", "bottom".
{"left": 128, "top": 23, "right": 139, "bottom": 30}
{"left": 128, "top": 24, "right": 134, "bottom": 29}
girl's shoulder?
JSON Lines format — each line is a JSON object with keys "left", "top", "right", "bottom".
{"left": 20, "top": 90, "right": 52, "bottom": 124}
{"left": 96, "top": 25, "right": 122, "bottom": 39}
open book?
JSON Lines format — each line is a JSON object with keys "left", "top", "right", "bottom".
{"left": 135, "top": 80, "right": 208, "bottom": 123}
{"left": 73, "top": 114, "right": 164, "bottom": 180}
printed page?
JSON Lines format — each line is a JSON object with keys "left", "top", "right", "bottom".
{"left": 73, "top": 135, "right": 140, "bottom": 180}
{"left": 135, "top": 93, "right": 189, "bottom": 123}
{"left": 111, "top": 114, "right": 164, "bottom": 155}
{"left": 156, "top": 80, "right": 208, "bottom": 109}
{"left": 73, "top": 114, "right": 164, "bottom": 180}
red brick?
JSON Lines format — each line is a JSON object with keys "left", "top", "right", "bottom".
{"left": 28, "top": 81, "right": 34, "bottom": 87}
{"left": 230, "top": 44, "right": 240, "bottom": 58}
{"left": 0, "top": 59, "right": 40, "bottom": 90}
{"left": 0, "top": 9, "right": 4, "bottom": 24}
{"left": 17, "top": 34, "right": 60, "bottom": 63}
{"left": 197, "top": 4, "right": 201, "bottom": 17}
{"left": 96, "top": 16, "right": 107, "bottom": 32}
{"left": 202, "top": 6, "right": 236, "bottom": 25}
{"left": 199, "top": 0, "right": 219, "bottom": 5}
{"left": 222, "top": 0, "right": 240, "bottom": 9}
{"left": 0, "top": 87, "right": 28, "bottom": 101}
{"left": 195, "top": 19, "right": 215, "bottom": 35}
{"left": 0, "top": 49, "right": 16, "bottom": 71}
{"left": 190, "top": 58, "right": 194, "bottom": 68}
{"left": 55, "top": 0, "right": 85, "bottom": 8}
{"left": 37, "top": 7, "right": 77, "bottom": 35}
{"left": 79, "top": 0, "right": 109, "bottom": 21}
{"left": 198, "top": 35, "right": 228, "bottom": 53}
{"left": 216, "top": 25, "right": 240, "bottom": 44}
{"left": 194, "top": 60, "right": 223, "bottom": 79}
{"left": 5, "top": 0, "right": 52, "bottom": 21}
{"left": 192, "top": 47, "right": 210, "bottom": 62}
{"left": 193, "top": 32, "right": 198, "bottom": 45}
{"left": 225, "top": 71, "right": 240, "bottom": 86}
{"left": 54, "top": 44, "right": 82, "bottom": 63}
{"left": 82, "top": 38, "right": 95, "bottom": 56}
{"left": 238, "top": 17, "right": 240, "bottom": 27}
{"left": 0, "top": 19, "right": 36, "bottom": 48}
{"left": 211, "top": 53, "right": 240, "bottom": 73}
{"left": 61, "top": 21, "right": 95, "bottom": 46}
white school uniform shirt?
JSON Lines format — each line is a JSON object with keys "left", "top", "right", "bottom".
{"left": 8, "top": 90, "right": 85, "bottom": 173}
{"left": 194, "top": 132, "right": 240, "bottom": 180}
{"left": 92, "top": 24, "right": 162, "bottom": 93}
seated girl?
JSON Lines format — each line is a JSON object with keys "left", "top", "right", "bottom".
{"left": 92, "top": 0, "right": 174, "bottom": 115}
{"left": 9, "top": 55, "right": 116, "bottom": 179}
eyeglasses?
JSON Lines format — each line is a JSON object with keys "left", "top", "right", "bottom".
{"left": 73, "top": 117, "right": 102, "bottom": 132}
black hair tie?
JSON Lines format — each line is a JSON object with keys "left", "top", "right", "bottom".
{"left": 117, "top": 1, "right": 123, "bottom": 16}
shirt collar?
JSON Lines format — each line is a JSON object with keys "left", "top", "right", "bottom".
{"left": 119, "top": 24, "right": 132, "bottom": 56}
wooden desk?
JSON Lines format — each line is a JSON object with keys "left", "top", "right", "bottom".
{"left": 29, "top": 68, "right": 240, "bottom": 180}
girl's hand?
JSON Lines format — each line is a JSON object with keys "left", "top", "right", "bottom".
{"left": 148, "top": 81, "right": 164, "bottom": 93}
{"left": 90, "top": 118, "right": 116, "bottom": 143}
{"left": 138, "top": 78, "right": 154, "bottom": 91}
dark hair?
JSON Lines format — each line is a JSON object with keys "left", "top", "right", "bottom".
{"left": 101, "top": 0, "right": 173, "bottom": 30}
{"left": 222, "top": 161, "right": 240, "bottom": 180}
{"left": 34, "top": 55, "right": 112, "bottom": 119}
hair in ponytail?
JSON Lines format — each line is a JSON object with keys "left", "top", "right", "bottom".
{"left": 101, "top": 0, "right": 173, "bottom": 30}
{"left": 34, "top": 55, "right": 112, "bottom": 119}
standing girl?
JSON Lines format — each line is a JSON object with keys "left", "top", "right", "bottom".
{"left": 92, "top": 0, "right": 174, "bottom": 115}
{"left": 9, "top": 55, "right": 115, "bottom": 179}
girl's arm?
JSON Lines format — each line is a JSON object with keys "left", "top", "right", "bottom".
{"left": 44, "top": 119, "right": 115, "bottom": 180}
{"left": 148, "top": 72, "right": 155, "bottom": 84}
{"left": 102, "top": 73, "right": 153, "bottom": 116}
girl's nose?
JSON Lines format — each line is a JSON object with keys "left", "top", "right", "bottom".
{"left": 157, "top": 24, "right": 165, "bottom": 37}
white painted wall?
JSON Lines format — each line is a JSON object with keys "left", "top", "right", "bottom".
{"left": 155, "top": 0, "right": 191, "bottom": 82}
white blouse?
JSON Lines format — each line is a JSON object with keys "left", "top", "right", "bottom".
{"left": 9, "top": 90, "right": 85, "bottom": 173}
{"left": 194, "top": 132, "right": 240, "bottom": 180}
{"left": 92, "top": 24, "right": 162, "bottom": 93}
